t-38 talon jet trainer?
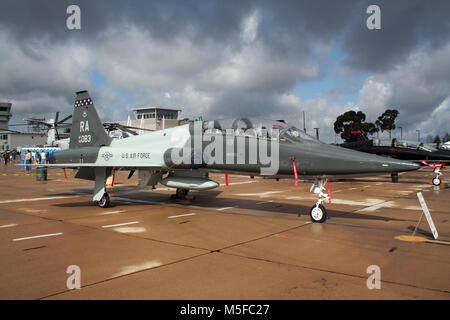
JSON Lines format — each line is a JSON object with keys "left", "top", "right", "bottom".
{"left": 40, "top": 90, "right": 420, "bottom": 223}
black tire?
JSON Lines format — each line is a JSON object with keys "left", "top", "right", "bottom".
{"left": 97, "top": 192, "right": 110, "bottom": 208}
{"left": 176, "top": 188, "right": 189, "bottom": 198}
{"left": 391, "top": 173, "right": 399, "bottom": 183}
{"left": 432, "top": 177, "right": 441, "bottom": 186}
{"left": 310, "top": 204, "right": 327, "bottom": 223}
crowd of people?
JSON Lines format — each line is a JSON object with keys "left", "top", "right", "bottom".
{"left": 21, "top": 150, "right": 55, "bottom": 171}
{"left": 1, "top": 150, "right": 19, "bottom": 166}
{"left": 0, "top": 149, "right": 56, "bottom": 171}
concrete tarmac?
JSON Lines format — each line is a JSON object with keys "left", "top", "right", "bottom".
{"left": 0, "top": 162, "right": 449, "bottom": 299}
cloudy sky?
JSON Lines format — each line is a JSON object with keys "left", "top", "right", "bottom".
{"left": 1, "top": 0, "right": 449, "bottom": 143}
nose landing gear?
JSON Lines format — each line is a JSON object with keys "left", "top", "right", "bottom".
{"left": 420, "top": 161, "right": 444, "bottom": 186}
{"left": 432, "top": 167, "right": 442, "bottom": 186}
{"left": 309, "top": 178, "right": 329, "bottom": 223}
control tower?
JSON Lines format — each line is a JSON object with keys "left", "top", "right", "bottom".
{"left": 0, "top": 102, "right": 12, "bottom": 130}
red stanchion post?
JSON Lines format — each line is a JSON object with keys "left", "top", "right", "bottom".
{"left": 291, "top": 157, "right": 298, "bottom": 188}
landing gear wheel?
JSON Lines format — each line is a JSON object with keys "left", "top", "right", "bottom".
{"left": 310, "top": 204, "right": 327, "bottom": 223}
{"left": 432, "top": 177, "right": 441, "bottom": 186}
{"left": 175, "top": 188, "right": 189, "bottom": 199}
{"left": 391, "top": 173, "right": 399, "bottom": 183}
{"left": 97, "top": 192, "right": 110, "bottom": 208}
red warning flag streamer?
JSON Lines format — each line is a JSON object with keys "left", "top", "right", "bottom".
{"left": 225, "top": 173, "right": 229, "bottom": 186}
{"left": 112, "top": 168, "right": 116, "bottom": 187}
{"left": 63, "top": 168, "right": 68, "bottom": 184}
{"left": 327, "top": 179, "right": 332, "bottom": 204}
{"left": 291, "top": 157, "right": 298, "bottom": 188}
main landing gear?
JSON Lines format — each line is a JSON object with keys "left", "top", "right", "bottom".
{"left": 94, "top": 168, "right": 111, "bottom": 208}
{"left": 96, "top": 192, "right": 110, "bottom": 208}
{"left": 391, "top": 172, "right": 399, "bottom": 183}
{"left": 171, "top": 188, "right": 194, "bottom": 200}
{"left": 309, "top": 178, "right": 329, "bottom": 223}
{"left": 176, "top": 188, "right": 189, "bottom": 198}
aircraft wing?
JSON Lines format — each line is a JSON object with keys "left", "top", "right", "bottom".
{"left": 16, "top": 163, "right": 165, "bottom": 169}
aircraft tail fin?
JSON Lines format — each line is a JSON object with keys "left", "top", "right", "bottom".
{"left": 69, "top": 90, "right": 112, "bottom": 149}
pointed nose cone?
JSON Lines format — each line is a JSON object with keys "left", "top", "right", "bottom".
{"left": 382, "top": 159, "right": 421, "bottom": 172}
{"left": 314, "top": 144, "right": 421, "bottom": 175}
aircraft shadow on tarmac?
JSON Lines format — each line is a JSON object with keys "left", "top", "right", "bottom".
{"left": 49, "top": 187, "right": 411, "bottom": 223}
{"left": 338, "top": 178, "right": 429, "bottom": 185}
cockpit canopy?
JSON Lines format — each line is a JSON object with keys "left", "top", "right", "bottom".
{"left": 202, "top": 118, "right": 321, "bottom": 144}
{"left": 392, "top": 139, "right": 438, "bottom": 152}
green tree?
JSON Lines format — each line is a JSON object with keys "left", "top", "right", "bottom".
{"left": 334, "top": 110, "right": 377, "bottom": 142}
{"left": 443, "top": 132, "right": 450, "bottom": 143}
{"left": 433, "top": 135, "right": 441, "bottom": 143}
{"left": 375, "top": 109, "right": 399, "bottom": 140}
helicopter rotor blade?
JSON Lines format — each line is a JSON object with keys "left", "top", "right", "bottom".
{"left": 121, "top": 124, "right": 155, "bottom": 132}
{"left": 55, "top": 127, "right": 60, "bottom": 140}
{"left": 57, "top": 114, "right": 72, "bottom": 124}
{"left": 117, "top": 126, "right": 138, "bottom": 136}
{"left": 25, "top": 120, "right": 52, "bottom": 127}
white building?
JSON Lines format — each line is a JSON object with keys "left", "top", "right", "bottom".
{"left": 119, "top": 106, "right": 191, "bottom": 132}
{"left": 0, "top": 130, "right": 47, "bottom": 151}
{"left": 0, "top": 102, "right": 47, "bottom": 151}
{"left": 0, "top": 102, "right": 12, "bottom": 130}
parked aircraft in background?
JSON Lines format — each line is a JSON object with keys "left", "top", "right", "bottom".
{"left": 341, "top": 132, "right": 449, "bottom": 185}
{"left": 440, "top": 141, "right": 450, "bottom": 150}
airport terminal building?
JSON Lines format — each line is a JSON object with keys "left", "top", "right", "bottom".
{"left": 0, "top": 102, "right": 46, "bottom": 151}
{"left": 0, "top": 130, "right": 47, "bottom": 151}
{"left": 119, "top": 106, "right": 191, "bottom": 132}
{"left": 0, "top": 102, "right": 12, "bottom": 131}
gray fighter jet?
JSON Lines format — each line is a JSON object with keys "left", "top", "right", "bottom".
{"left": 46, "top": 90, "right": 420, "bottom": 223}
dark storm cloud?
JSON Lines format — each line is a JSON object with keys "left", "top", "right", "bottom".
{"left": 389, "top": 43, "right": 450, "bottom": 129}
{"left": 0, "top": 0, "right": 249, "bottom": 45}
{"left": 0, "top": 1, "right": 106, "bottom": 43}
{"left": 0, "top": 1, "right": 366, "bottom": 62}
{"left": 1, "top": 0, "right": 449, "bottom": 140}
{"left": 342, "top": 0, "right": 450, "bottom": 72}
{"left": 2, "top": 0, "right": 449, "bottom": 72}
